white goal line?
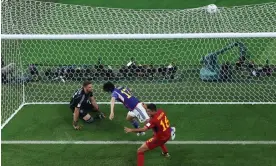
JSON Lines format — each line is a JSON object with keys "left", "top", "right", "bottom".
{"left": 2, "top": 140, "right": 276, "bottom": 145}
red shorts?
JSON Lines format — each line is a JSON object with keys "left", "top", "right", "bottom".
{"left": 145, "top": 136, "right": 170, "bottom": 150}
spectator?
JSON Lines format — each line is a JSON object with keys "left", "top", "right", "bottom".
{"left": 167, "top": 62, "right": 178, "bottom": 79}
{"left": 127, "top": 58, "right": 137, "bottom": 77}
{"left": 220, "top": 62, "right": 232, "bottom": 81}
{"left": 1, "top": 63, "right": 15, "bottom": 83}
{"left": 235, "top": 56, "right": 246, "bottom": 70}
{"left": 262, "top": 64, "right": 272, "bottom": 76}
{"left": 145, "top": 64, "right": 156, "bottom": 78}
{"left": 127, "top": 57, "right": 136, "bottom": 67}
{"left": 119, "top": 65, "right": 129, "bottom": 78}
{"left": 158, "top": 65, "right": 167, "bottom": 77}
{"left": 29, "top": 64, "right": 39, "bottom": 81}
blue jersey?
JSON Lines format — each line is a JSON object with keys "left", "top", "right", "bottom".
{"left": 111, "top": 87, "right": 140, "bottom": 111}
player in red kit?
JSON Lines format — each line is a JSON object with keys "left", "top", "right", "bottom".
{"left": 124, "top": 103, "right": 176, "bottom": 166}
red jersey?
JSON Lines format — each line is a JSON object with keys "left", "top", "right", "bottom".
{"left": 145, "top": 109, "right": 171, "bottom": 140}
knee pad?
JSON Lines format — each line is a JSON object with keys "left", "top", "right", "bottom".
{"left": 85, "top": 117, "right": 94, "bottom": 123}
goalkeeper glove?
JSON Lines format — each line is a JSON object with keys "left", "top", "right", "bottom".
{"left": 73, "top": 120, "right": 82, "bottom": 130}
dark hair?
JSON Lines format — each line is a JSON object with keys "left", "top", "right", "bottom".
{"left": 146, "top": 103, "right": 157, "bottom": 111}
{"left": 83, "top": 80, "right": 92, "bottom": 87}
{"left": 103, "top": 82, "right": 115, "bottom": 92}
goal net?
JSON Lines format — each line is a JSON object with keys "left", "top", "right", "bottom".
{"left": 1, "top": 0, "right": 276, "bottom": 126}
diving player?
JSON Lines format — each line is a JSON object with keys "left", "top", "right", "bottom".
{"left": 103, "top": 81, "right": 149, "bottom": 136}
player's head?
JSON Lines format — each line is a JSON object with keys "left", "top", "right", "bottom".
{"left": 103, "top": 81, "right": 115, "bottom": 93}
{"left": 83, "top": 80, "right": 93, "bottom": 93}
{"left": 146, "top": 103, "right": 157, "bottom": 117}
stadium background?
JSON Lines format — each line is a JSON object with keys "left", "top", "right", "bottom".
{"left": 2, "top": 0, "right": 276, "bottom": 166}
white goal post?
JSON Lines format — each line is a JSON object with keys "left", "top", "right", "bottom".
{"left": 1, "top": 0, "right": 276, "bottom": 128}
{"left": 2, "top": 33, "right": 276, "bottom": 39}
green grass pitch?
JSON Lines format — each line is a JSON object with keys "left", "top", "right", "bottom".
{"left": 2, "top": 104, "right": 276, "bottom": 166}
{"left": 2, "top": 0, "right": 276, "bottom": 166}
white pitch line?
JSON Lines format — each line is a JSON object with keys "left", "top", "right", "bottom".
{"left": 2, "top": 140, "right": 276, "bottom": 145}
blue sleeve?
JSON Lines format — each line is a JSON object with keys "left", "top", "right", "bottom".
{"left": 111, "top": 91, "right": 118, "bottom": 99}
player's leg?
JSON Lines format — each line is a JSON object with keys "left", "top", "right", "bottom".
{"left": 136, "top": 137, "right": 167, "bottom": 165}
{"left": 160, "top": 144, "right": 170, "bottom": 158}
{"left": 82, "top": 109, "right": 107, "bottom": 122}
{"left": 135, "top": 103, "right": 150, "bottom": 135}
{"left": 90, "top": 104, "right": 105, "bottom": 119}
{"left": 126, "top": 112, "right": 143, "bottom": 136}
{"left": 82, "top": 113, "right": 94, "bottom": 123}
{"left": 159, "top": 137, "right": 171, "bottom": 158}
{"left": 134, "top": 103, "right": 150, "bottom": 124}
{"left": 137, "top": 137, "right": 158, "bottom": 166}
{"left": 170, "top": 127, "right": 176, "bottom": 140}
{"left": 137, "top": 142, "right": 150, "bottom": 166}
{"left": 127, "top": 103, "right": 149, "bottom": 124}
{"left": 70, "top": 105, "right": 94, "bottom": 123}
{"left": 83, "top": 102, "right": 105, "bottom": 120}
{"left": 93, "top": 110, "right": 105, "bottom": 119}
{"left": 80, "top": 110, "right": 94, "bottom": 123}
{"left": 135, "top": 103, "right": 150, "bottom": 136}
{"left": 146, "top": 136, "right": 171, "bottom": 158}
{"left": 126, "top": 111, "right": 146, "bottom": 136}
{"left": 126, "top": 112, "right": 139, "bottom": 128}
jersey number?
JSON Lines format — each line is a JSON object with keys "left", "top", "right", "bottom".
{"left": 121, "top": 88, "right": 132, "bottom": 99}
{"left": 160, "top": 116, "right": 170, "bottom": 131}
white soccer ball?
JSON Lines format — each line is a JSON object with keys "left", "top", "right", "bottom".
{"left": 207, "top": 4, "right": 218, "bottom": 14}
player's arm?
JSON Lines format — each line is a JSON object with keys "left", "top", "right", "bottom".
{"left": 109, "top": 97, "right": 116, "bottom": 120}
{"left": 124, "top": 126, "right": 148, "bottom": 133}
{"left": 72, "top": 97, "right": 83, "bottom": 130}
{"left": 73, "top": 107, "right": 81, "bottom": 130}
{"left": 124, "top": 121, "right": 153, "bottom": 133}
{"left": 90, "top": 96, "right": 99, "bottom": 111}
{"left": 90, "top": 96, "right": 105, "bottom": 118}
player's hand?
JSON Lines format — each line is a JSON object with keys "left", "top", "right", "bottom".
{"left": 109, "top": 112, "right": 114, "bottom": 120}
{"left": 98, "top": 112, "right": 106, "bottom": 119}
{"left": 73, "top": 121, "right": 82, "bottom": 130}
{"left": 73, "top": 125, "right": 82, "bottom": 130}
{"left": 124, "top": 127, "right": 132, "bottom": 133}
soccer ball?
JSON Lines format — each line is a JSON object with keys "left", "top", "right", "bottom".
{"left": 207, "top": 4, "right": 218, "bottom": 14}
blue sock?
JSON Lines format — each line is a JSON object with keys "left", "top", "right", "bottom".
{"left": 131, "top": 120, "right": 139, "bottom": 129}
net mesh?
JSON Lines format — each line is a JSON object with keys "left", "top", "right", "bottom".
{"left": 1, "top": 0, "right": 276, "bottom": 34}
{"left": 9, "top": 38, "right": 276, "bottom": 104}
{"left": 1, "top": 0, "right": 276, "bottom": 126}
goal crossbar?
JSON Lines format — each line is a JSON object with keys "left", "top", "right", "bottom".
{"left": 2, "top": 33, "right": 276, "bottom": 40}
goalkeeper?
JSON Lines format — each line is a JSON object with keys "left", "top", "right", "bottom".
{"left": 70, "top": 81, "right": 105, "bottom": 130}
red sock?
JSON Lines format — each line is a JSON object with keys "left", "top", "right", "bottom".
{"left": 160, "top": 144, "right": 168, "bottom": 153}
{"left": 137, "top": 151, "right": 144, "bottom": 166}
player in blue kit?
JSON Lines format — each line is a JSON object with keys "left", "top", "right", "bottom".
{"left": 103, "top": 82, "right": 150, "bottom": 136}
